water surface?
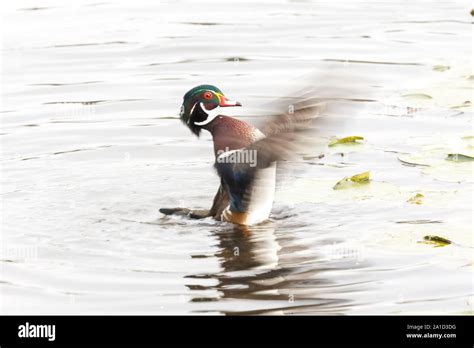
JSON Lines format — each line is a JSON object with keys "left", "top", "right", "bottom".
{"left": 1, "top": 0, "right": 473, "bottom": 314}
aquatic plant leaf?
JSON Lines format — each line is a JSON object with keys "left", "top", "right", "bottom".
{"left": 333, "top": 171, "right": 370, "bottom": 190}
{"left": 420, "top": 235, "right": 452, "bottom": 247}
{"left": 407, "top": 193, "right": 424, "bottom": 204}
{"left": 446, "top": 153, "right": 474, "bottom": 162}
{"left": 351, "top": 171, "right": 370, "bottom": 183}
{"left": 433, "top": 65, "right": 450, "bottom": 72}
{"left": 328, "top": 136, "right": 364, "bottom": 147}
{"left": 401, "top": 93, "right": 432, "bottom": 100}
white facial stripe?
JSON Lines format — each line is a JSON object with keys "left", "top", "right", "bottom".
{"left": 187, "top": 102, "right": 198, "bottom": 124}
{"left": 193, "top": 102, "right": 221, "bottom": 126}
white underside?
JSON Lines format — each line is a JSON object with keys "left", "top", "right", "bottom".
{"left": 221, "top": 162, "right": 276, "bottom": 225}
{"left": 244, "top": 162, "right": 276, "bottom": 224}
{"left": 219, "top": 127, "right": 275, "bottom": 225}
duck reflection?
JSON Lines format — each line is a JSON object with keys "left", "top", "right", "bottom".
{"left": 215, "top": 222, "right": 281, "bottom": 272}
{"left": 185, "top": 220, "right": 353, "bottom": 314}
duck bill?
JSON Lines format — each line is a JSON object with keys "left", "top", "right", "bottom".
{"left": 218, "top": 94, "right": 241, "bottom": 107}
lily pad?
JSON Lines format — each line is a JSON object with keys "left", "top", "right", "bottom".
{"left": 351, "top": 171, "right": 370, "bottom": 182}
{"left": 407, "top": 193, "right": 424, "bottom": 205}
{"left": 401, "top": 93, "right": 432, "bottom": 100}
{"left": 328, "top": 136, "right": 364, "bottom": 147}
{"left": 333, "top": 171, "right": 370, "bottom": 190}
{"left": 446, "top": 153, "right": 474, "bottom": 162}
{"left": 433, "top": 65, "right": 450, "bottom": 72}
{"left": 420, "top": 235, "right": 452, "bottom": 247}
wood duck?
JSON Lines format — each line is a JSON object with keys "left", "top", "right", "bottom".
{"left": 160, "top": 84, "right": 319, "bottom": 225}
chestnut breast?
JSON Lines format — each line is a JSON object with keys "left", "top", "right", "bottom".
{"left": 205, "top": 116, "right": 261, "bottom": 157}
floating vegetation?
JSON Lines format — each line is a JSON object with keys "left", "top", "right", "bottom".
{"left": 396, "top": 220, "right": 442, "bottom": 224}
{"left": 451, "top": 100, "right": 472, "bottom": 109}
{"left": 401, "top": 93, "right": 433, "bottom": 100}
{"left": 433, "top": 65, "right": 450, "bottom": 72}
{"left": 328, "top": 136, "right": 364, "bottom": 147}
{"left": 446, "top": 153, "right": 474, "bottom": 162}
{"left": 420, "top": 235, "right": 452, "bottom": 247}
{"left": 407, "top": 193, "right": 424, "bottom": 205}
{"left": 333, "top": 171, "right": 370, "bottom": 190}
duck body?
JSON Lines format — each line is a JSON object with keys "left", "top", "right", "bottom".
{"left": 205, "top": 115, "right": 276, "bottom": 225}
{"left": 160, "top": 84, "right": 289, "bottom": 225}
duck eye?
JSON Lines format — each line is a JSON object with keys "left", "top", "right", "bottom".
{"left": 203, "top": 92, "right": 212, "bottom": 100}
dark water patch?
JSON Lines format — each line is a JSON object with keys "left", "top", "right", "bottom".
{"left": 381, "top": 113, "right": 414, "bottom": 118}
{"left": 390, "top": 20, "right": 470, "bottom": 24}
{"left": 152, "top": 116, "right": 178, "bottom": 120}
{"left": 44, "top": 100, "right": 106, "bottom": 105}
{"left": 19, "top": 7, "right": 52, "bottom": 11}
{"left": 147, "top": 58, "right": 215, "bottom": 66}
{"left": 392, "top": 40, "right": 414, "bottom": 44}
{"left": 48, "top": 120, "right": 108, "bottom": 124}
{"left": 397, "top": 157, "right": 430, "bottom": 167}
{"left": 5, "top": 145, "right": 115, "bottom": 161}
{"left": 50, "top": 41, "right": 133, "bottom": 48}
{"left": 153, "top": 77, "right": 185, "bottom": 81}
{"left": 378, "top": 149, "right": 410, "bottom": 155}
{"left": 52, "top": 145, "right": 112, "bottom": 156}
{"left": 177, "top": 22, "right": 225, "bottom": 26}
{"left": 396, "top": 220, "right": 443, "bottom": 224}
{"left": 84, "top": 2, "right": 110, "bottom": 7}
{"left": 224, "top": 57, "right": 251, "bottom": 62}
{"left": 191, "top": 297, "right": 220, "bottom": 302}
{"left": 323, "top": 58, "right": 422, "bottom": 66}
{"left": 191, "top": 254, "right": 214, "bottom": 259}
{"left": 428, "top": 32, "right": 457, "bottom": 36}
{"left": 147, "top": 57, "right": 253, "bottom": 66}
{"left": 53, "top": 149, "right": 92, "bottom": 155}
{"left": 162, "top": 36, "right": 192, "bottom": 39}
{"left": 44, "top": 98, "right": 147, "bottom": 106}
{"left": 329, "top": 97, "right": 377, "bottom": 103}
{"left": 128, "top": 269, "right": 169, "bottom": 274}
{"left": 29, "top": 81, "right": 103, "bottom": 87}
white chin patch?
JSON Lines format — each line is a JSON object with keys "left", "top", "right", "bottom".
{"left": 193, "top": 103, "right": 222, "bottom": 126}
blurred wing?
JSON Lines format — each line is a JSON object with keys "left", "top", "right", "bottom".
{"left": 248, "top": 98, "right": 324, "bottom": 169}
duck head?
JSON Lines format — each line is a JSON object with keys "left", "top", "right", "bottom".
{"left": 180, "top": 84, "right": 241, "bottom": 136}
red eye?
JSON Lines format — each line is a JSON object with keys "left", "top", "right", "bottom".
{"left": 203, "top": 92, "right": 212, "bottom": 100}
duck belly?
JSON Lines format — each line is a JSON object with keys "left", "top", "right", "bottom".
{"left": 222, "top": 163, "right": 276, "bottom": 225}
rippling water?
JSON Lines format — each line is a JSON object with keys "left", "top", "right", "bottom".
{"left": 1, "top": 0, "right": 473, "bottom": 314}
